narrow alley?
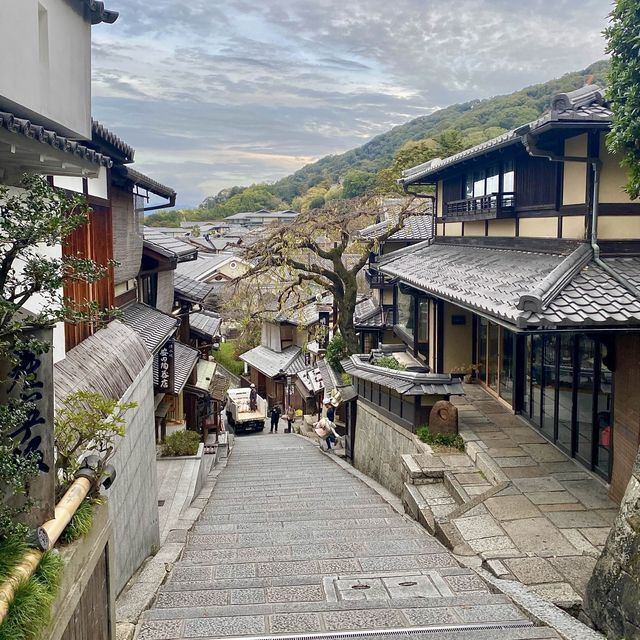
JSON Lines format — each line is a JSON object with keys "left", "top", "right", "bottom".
{"left": 138, "top": 434, "right": 560, "bottom": 640}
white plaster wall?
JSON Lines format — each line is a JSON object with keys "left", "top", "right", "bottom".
{"left": 107, "top": 361, "right": 160, "bottom": 595}
{"left": 0, "top": 0, "right": 91, "bottom": 138}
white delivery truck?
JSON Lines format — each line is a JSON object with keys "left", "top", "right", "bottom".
{"left": 224, "top": 387, "right": 267, "bottom": 433}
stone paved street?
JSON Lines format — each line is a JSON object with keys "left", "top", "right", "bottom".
{"left": 137, "top": 433, "right": 560, "bottom": 639}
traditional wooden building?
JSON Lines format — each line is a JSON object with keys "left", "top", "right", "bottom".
{"left": 375, "top": 86, "right": 640, "bottom": 500}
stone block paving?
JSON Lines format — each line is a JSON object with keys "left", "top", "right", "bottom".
{"left": 138, "top": 433, "right": 558, "bottom": 639}
{"left": 442, "top": 386, "right": 616, "bottom": 607}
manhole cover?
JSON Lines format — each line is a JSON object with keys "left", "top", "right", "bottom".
{"left": 351, "top": 584, "right": 371, "bottom": 590}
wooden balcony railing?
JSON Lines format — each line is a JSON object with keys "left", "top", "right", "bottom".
{"left": 444, "top": 192, "right": 515, "bottom": 221}
{"left": 366, "top": 269, "right": 391, "bottom": 289}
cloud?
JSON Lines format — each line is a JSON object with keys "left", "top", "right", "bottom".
{"left": 94, "top": 0, "right": 610, "bottom": 207}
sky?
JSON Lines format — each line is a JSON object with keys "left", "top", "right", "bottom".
{"left": 92, "top": 0, "right": 612, "bottom": 208}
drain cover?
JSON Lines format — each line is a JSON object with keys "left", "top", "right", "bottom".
{"left": 351, "top": 584, "right": 371, "bottom": 590}
{"left": 398, "top": 581, "right": 418, "bottom": 587}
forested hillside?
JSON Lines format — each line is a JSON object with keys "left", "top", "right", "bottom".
{"left": 146, "top": 60, "right": 608, "bottom": 227}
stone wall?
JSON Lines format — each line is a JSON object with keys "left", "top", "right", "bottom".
{"left": 353, "top": 399, "right": 424, "bottom": 496}
{"left": 108, "top": 361, "right": 160, "bottom": 595}
{"left": 586, "top": 447, "right": 640, "bottom": 639}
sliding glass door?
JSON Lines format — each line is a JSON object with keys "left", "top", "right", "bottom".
{"left": 476, "top": 318, "right": 515, "bottom": 407}
{"left": 523, "top": 333, "right": 613, "bottom": 480}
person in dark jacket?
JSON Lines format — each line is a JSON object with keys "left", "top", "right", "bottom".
{"left": 249, "top": 384, "right": 257, "bottom": 411}
{"left": 270, "top": 405, "right": 281, "bottom": 433}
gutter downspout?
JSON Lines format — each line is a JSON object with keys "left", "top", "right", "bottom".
{"left": 523, "top": 132, "right": 640, "bottom": 299}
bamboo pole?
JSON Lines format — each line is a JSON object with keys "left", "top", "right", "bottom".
{"left": 0, "top": 475, "right": 93, "bottom": 623}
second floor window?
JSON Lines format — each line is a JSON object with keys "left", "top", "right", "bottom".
{"left": 465, "top": 161, "right": 514, "bottom": 199}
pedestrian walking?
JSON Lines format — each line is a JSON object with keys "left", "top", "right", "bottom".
{"left": 270, "top": 405, "right": 281, "bottom": 433}
{"left": 314, "top": 418, "right": 338, "bottom": 450}
{"left": 286, "top": 405, "right": 295, "bottom": 433}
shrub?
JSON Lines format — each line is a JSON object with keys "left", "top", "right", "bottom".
{"left": 0, "top": 550, "right": 64, "bottom": 640}
{"left": 416, "top": 425, "right": 465, "bottom": 451}
{"left": 326, "top": 334, "right": 346, "bottom": 372}
{"left": 163, "top": 430, "right": 201, "bottom": 457}
{"left": 60, "top": 498, "right": 96, "bottom": 544}
{"left": 373, "top": 356, "right": 405, "bottom": 370}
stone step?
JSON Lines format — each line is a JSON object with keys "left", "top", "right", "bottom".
{"left": 192, "top": 517, "right": 406, "bottom": 534}
{"left": 198, "top": 507, "right": 397, "bottom": 524}
{"left": 168, "top": 551, "right": 460, "bottom": 579}
{"left": 180, "top": 540, "right": 446, "bottom": 562}
{"left": 201, "top": 502, "right": 387, "bottom": 515}
{"left": 186, "top": 527, "right": 426, "bottom": 548}
{"left": 142, "top": 592, "right": 519, "bottom": 621}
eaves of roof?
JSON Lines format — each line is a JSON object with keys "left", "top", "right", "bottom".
{"left": 0, "top": 111, "right": 112, "bottom": 169}
{"left": 116, "top": 166, "right": 176, "bottom": 204}
{"left": 92, "top": 120, "right": 134, "bottom": 163}
{"left": 342, "top": 355, "right": 464, "bottom": 396}
{"left": 400, "top": 86, "right": 612, "bottom": 186}
{"left": 143, "top": 229, "right": 197, "bottom": 262}
{"left": 120, "top": 302, "right": 179, "bottom": 355}
{"left": 79, "top": 1, "right": 119, "bottom": 24}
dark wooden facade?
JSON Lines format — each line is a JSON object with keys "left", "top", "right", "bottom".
{"left": 62, "top": 203, "right": 115, "bottom": 351}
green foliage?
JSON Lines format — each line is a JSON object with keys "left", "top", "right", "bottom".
{"left": 0, "top": 175, "right": 115, "bottom": 541}
{"left": 0, "top": 535, "right": 28, "bottom": 583}
{"left": 211, "top": 340, "right": 245, "bottom": 376}
{"left": 416, "top": 426, "right": 465, "bottom": 451}
{"left": 342, "top": 170, "right": 376, "bottom": 198}
{"left": 190, "top": 224, "right": 201, "bottom": 238}
{"left": 54, "top": 390, "right": 136, "bottom": 487}
{"left": 59, "top": 498, "right": 95, "bottom": 544}
{"left": 605, "top": 0, "right": 640, "bottom": 199}
{"left": 308, "top": 195, "right": 326, "bottom": 210}
{"left": 163, "top": 430, "right": 201, "bottom": 457}
{"left": 373, "top": 356, "right": 405, "bottom": 370}
{"left": 326, "top": 334, "right": 346, "bottom": 372}
{"left": 146, "top": 184, "right": 287, "bottom": 227}
{"left": 340, "top": 372, "right": 352, "bottom": 385}
{"left": 0, "top": 550, "right": 64, "bottom": 640}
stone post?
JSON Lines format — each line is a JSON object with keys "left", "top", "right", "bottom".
{"left": 585, "top": 446, "right": 640, "bottom": 639}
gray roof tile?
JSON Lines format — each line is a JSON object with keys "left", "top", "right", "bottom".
{"left": 381, "top": 241, "right": 640, "bottom": 329}
{"left": 342, "top": 354, "right": 464, "bottom": 396}
{"left": 174, "top": 273, "right": 218, "bottom": 304}
{"left": 190, "top": 311, "right": 222, "bottom": 339}
{"left": 358, "top": 215, "right": 433, "bottom": 242}
{"left": 239, "top": 345, "right": 305, "bottom": 379}
{"left": 120, "top": 302, "right": 179, "bottom": 354}
{"left": 143, "top": 228, "right": 197, "bottom": 261}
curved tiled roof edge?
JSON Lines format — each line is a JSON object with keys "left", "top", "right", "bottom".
{"left": 0, "top": 111, "right": 112, "bottom": 168}
{"left": 83, "top": 0, "right": 119, "bottom": 25}
{"left": 92, "top": 120, "right": 135, "bottom": 162}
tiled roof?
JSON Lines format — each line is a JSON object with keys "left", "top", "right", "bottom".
{"left": 92, "top": 120, "right": 134, "bottom": 162}
{"left": 190, "top": 311, "right": 222, "bottom": 339}
{"left": 239, "top": 345, "right": 306, "bottom": 379}
{"left": 119, "top": 167, "right": 176, "bottom": 202}
{"left": 0, "top": 111, "right": 112, "bottom": 168}
{"left": 525, "top": 258, "right": 640, "bottom": 327}
{"left": 174, "top": 273, "right": 218, "bottom": 304}
{"left": 401, "top": 86, "right": 612, "bottom": 186}
{"left": 175, "top": 253, "right": 235, "bottom": 280}
{"left": 358, "top": 215, "right": 433, "bottom": 242}
{"left": 84, "top": 0, "right": 119, "bottom": 24}
{"left": 354, "top": 296, "right": 386, "bottom": 329}
{"left": 120, "top": 302, "right": 179, "bottom": 354}
{"left": 316, "top": 359, "right": 357, "bottom": 402}
{"left": 143, "top": 228, "right": 197, "bottom": 261}
{"left": 342, "top": 354, "right": 464, "bottom": 396}
{"left": 296, "top": 367, "right": 324, "bottom": 396}
{"left": 380, "top": 240, "right": 640, "bottom": 329}
{"left": 153, "top": 341, "right": 199, "bottom": 394}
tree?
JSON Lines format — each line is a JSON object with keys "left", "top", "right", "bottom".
{"left": 54, "top": 390, "right": 136, "bottom": 488}
{"left": 0, "top": 175, "right": 112, "bottom": 539}
{"left": 605, "top": 0, "right": 640, "bottom": 199}
{"left": 342, "top": 170, "right": 376, "bottom": 199}
{"left": 241, "top": 197, "right": 428, "bottom": 355}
